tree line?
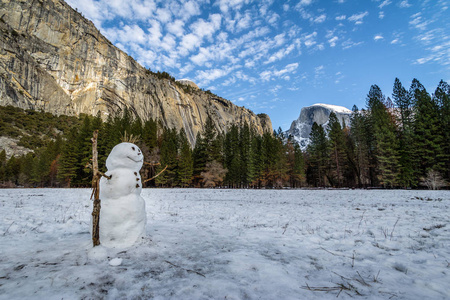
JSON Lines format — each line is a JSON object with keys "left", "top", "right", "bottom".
{"left": 0, "top": 78, "right": 448, "bottom": 189}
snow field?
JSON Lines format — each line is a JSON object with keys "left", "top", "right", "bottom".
{"left": 0, "top": 188, "right": 449, "bottom": 299}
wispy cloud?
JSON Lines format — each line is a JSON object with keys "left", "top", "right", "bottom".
{"left": 409, "top": 13, "right": 430, "bottom": 31}
{"left": 374, "top": 34, "right": 384, "bottom": 41}
{"left": 399, "top": 1, "right": 411, "bottom": 8}
{"left": 378, "top": 0, "right": 391, "bottom": 9}
{"left": 348, "top": 11, "right": 369, "bottom": 25}
{"left": 260, "top": 63, "right": 299, "bottom": 81}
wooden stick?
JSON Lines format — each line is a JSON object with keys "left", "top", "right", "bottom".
{"left": 91, "top": 130, "right": 101, "bottom": 247}
{"left": 144, "top": 165, "right": 168, "bottom": 183}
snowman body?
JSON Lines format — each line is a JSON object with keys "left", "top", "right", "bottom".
{"left": 99, "top": 142, "right": 147, "bottom": 248}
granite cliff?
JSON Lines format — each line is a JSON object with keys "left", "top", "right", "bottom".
{"left": 0, "top": 0, "right": 272, "bottom": 145}
{"left": 287, "top": 103, "right": 352, "bottom": 149}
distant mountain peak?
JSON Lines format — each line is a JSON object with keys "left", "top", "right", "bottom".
{"left": 287, "top": 103, "right": 352, "bottom": 150}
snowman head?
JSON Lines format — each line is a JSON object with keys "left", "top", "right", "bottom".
{"left": 105, "top": 142, "right": 144, "bottom": 171}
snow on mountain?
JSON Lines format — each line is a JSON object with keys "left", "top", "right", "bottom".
{"left": 311, "top": 103, "right": 352, "bottom": 114}
{"left": 287, "top": 103, "right": 352, "bottom": 150}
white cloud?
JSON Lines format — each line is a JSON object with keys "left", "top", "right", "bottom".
{"left": 155, "top": 7, "right": 172, "bottom": 24}
{"left": 236, "top": 11, "right": 252, "bottom": 31}
{"left": 260, "top": 63, "right": 299, "bottom": 81}
{"left": 106, "top": 24, "right": 147, "bottom": 45}
{"left": 348, "top": 11, "right": 368, "bottom": 25}
{"left": 314, "top": 14, "right": 326, "bottom": 23}
{"left": 303, "top": 32, "right": 317, "bottom": 47}
{"left": 216, "top": 0, "right": 248, "bottom": 13}
{"left": 182, "top": 1, "right": 202, "bottom": 20}
{"left": 265, "top": 44, "right": 295, "bottom": 64}
{"left": 166, "top": 20, "right": 185, "bottom": 37}
{"left": 374, "top": 34, "right": 384, "bottom": 41}
{"left": 378, "top": 0, "right": 391, "bottom": 9}
{"left": 160, "top": 34, "right": 176, "bottom": 52}
{"left": 297, "top": 0, "right": 314, "bottom": 7}
{"left": 328, "top": 36, "right": 338, "bottom": 47}
{"left": 179, "top": 33, "right": 201, "bottom": 55}
{"left": 391, "top": 38, "right": 399, "bottom": 44}
{"left": 148, "top": 20, "right": 162, "bottom": 46}
{"left": 399, "top": 0, "right": 411, "bottom": 8}
{"left": 409, "top": 13, "right": 430, "bottom": 31}
{"left": 336, "top": 15, "right": 346, "bottom": 21}
{"left": 196, "top": 66, "right": 237, "bottom": 86}
{"left": 379, "top": 11, "right": 385, "bottom": 19}
{"left": 191, "top": 14, "right": 222, "bottom": 39}
{"left": 267, "top": 12, "right": 280, "bottom": 26}
{"left": 342, "top": 39, "right": 363, "bottom": 49}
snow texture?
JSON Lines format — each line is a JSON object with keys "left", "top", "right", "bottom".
{"left": 99, "top": 142, "right": 146, "bottom": 248}
{"left": 311, "top": 103, "right": 352, "bottom": 114}
{"left": 0, "top": 188, "right": 449, "bottom": 299}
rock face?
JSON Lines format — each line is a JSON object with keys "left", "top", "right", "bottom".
{"left": 0, "top": 0, "right": 272, "bottom": 145}
{"left": 287, "top": 103, "right": 352, "bottom": 149}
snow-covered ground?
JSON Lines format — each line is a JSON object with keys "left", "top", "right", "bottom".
{"left": 0, "top": 188, "right": 449, "bottom": 299}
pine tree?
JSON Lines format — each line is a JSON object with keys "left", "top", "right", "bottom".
{"left": 239, "top": 122, "right": 252, "bottom": 187}
{"left": 177, "top": 129, "right": 193, "bottom": 187}
{"left": 307, "top": 122, "right": 329, "bottom": 187}
{"left": 366, "top": 85, "right": 400, "bottom": 187}
{"left": 142, "top": 119, "right": 158, "bottom": 150}
{"left": 433, "top": 80, "right": 450, "bottom": 181}
{"left": 392, "top": 78, "right": 415, "bottom": 187}
{"left": 327, "top": 112, "right": 346, "bottom": 187}
{"left": 411, "top": 79, "right": 443, "bottom": 180}
{"left": 58, "top": 127, "right": 80, "bottom": 187}
{"left": 286, "top": 138, "right": 305, "bottom": 188}
{"left": 224, "top": 124, "right": 240, "bottom": 187}
{"left": 5, "top": 155, "right": 20, "bottom": 185}
{"left": 156, "top": 128, "right": 178, "bottom": 186}
{"left": 249, "top": 134, "right": 264, "bottom": 188}
{"left": 192, "top": 132, "right": 207, "bottom": 186}
{"left": 0, "top": 150, "right": 6, "bottom": 183}
{"left": 349, "top": 105, "right": 370, "bottom": 187}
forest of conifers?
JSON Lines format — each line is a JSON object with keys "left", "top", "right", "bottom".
{"left": 0, "top": 78, "right": 449, "bottom": 189}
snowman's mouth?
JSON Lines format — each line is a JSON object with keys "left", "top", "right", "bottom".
{"left": 127, "top": 156, "right": 143, "bottom": 163}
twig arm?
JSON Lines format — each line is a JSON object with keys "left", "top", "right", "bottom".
{"left": 144, "top": 165, "right": 168, "bottom": 183}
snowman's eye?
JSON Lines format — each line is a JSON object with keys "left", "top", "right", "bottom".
{"left": 132, "top": 146, "right": 135, "bottom": 151}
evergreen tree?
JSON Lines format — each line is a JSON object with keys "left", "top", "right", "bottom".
{"left": 0, "top": 150, "right": 6, "bottom": 183}
{"left": 142, "top": 119, "right": 158, "bottom": 150}
{"left": 177, "top": 129, "right": 193, "bottom": 187}
{"left": 433, "top": 80, "right": 450, "bottom": 181}
{"left": 285, "top": 138, "right": 305, "bottom": 188}
{"left": 250, "top": 134, "right": 264, "bottom": 188}
{"left": 156, "top": 128, "right": 178, "bottom": 186}
{"left": 57, "top": 127, "right": 80, "bottom": 187}
{"left": 5, "top": 155, "right": 20, "bottom": 185}
{"left": 239, "top": 122, "right": 252, "bottom": 187}
{"left": 327, "top": 112, "right": 346, "bottom": 187}
{"left": 307, "top": 122, "right": 329, "bottom": 186}
{"left": 366, "top": 85, "right": 400, "bottom": 187}
{"left": 392, "top": 78, "right": 415, "bottom": 187}
{"left": 411, "top": 79, "right": 443, "bottom": 179}
{"left": 224, "top": 124, "right": 240, "bottom": 187}
{"left": 192, "top": 132, "right": 207, "bottom": 186}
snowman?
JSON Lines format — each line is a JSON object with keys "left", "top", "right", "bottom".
{"left": 98, "top": 142, "right": 147, "bottom": 248}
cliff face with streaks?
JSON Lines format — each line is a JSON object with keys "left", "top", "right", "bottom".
{"left": 0, "top": 0, "right": 272, "bottom": 145}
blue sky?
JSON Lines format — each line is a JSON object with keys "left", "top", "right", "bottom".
{"left": 66, "top": 0, "right": 450, "bottom": 130}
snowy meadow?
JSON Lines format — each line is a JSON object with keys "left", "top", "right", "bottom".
{"left": 0, "top": 188, "right": 449, "bottom": 299}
